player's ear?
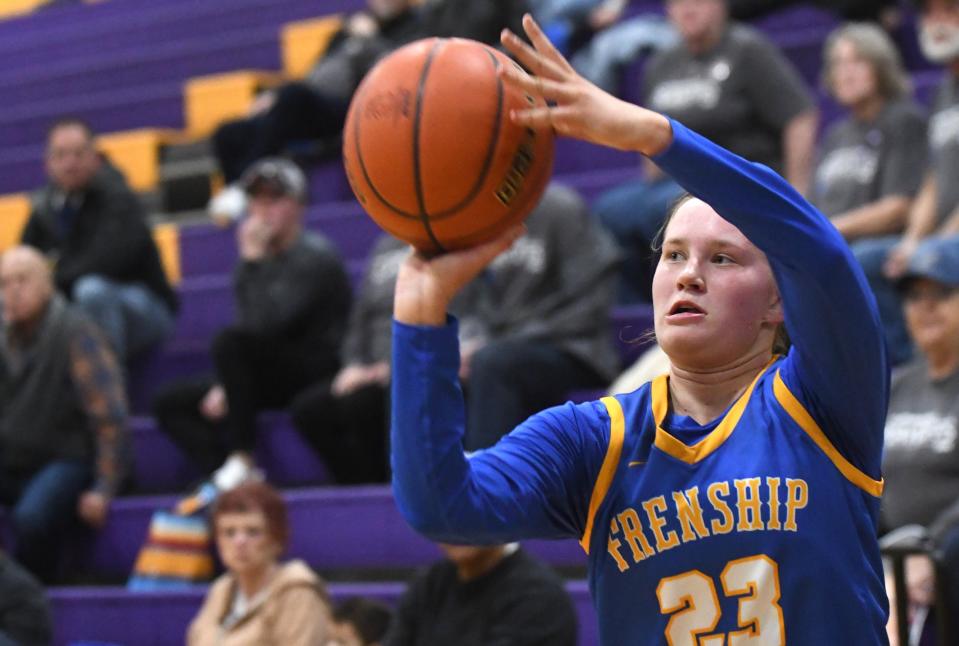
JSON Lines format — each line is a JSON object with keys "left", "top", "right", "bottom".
{"left": 764, "top": 288, "right": 784, "bottom": 325}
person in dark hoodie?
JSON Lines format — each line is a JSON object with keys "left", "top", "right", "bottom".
{"left": 21, "top": 118, "right": 177, "bottom": 363}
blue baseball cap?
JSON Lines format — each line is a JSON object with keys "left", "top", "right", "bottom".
{"left": 899, "top": 236, "right": 959, "bottom": 288}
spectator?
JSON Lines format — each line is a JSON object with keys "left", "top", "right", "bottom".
{"left": 209, "top": 0, "right": 423, "bottom": 221}
{"left": 0, "top": 246, "right": 127, "bottom": 582}
{"left": 878, "top": 236, "right": 959, "bottom": 639}
{"left": 329, "top": 597, "right": 393, "bottom": 646}
{"left": 562, "top": 2, "right": 679, "bottom": 93}
{"left": 812, "top": 23, "right": 928, "bottom": 366}
{"left": 0, "top": 551, "right": 51, "bottom": 646}
{"left": 188, "top": 481, "right": 331, "bottom": 646}
{"left": 154, "top": 158, "right": 351, "bottom": 491}
{"left": 592, "top": 0, "right": 817, "bottom": 303}
{"left": 292, "top": 235, "right": 482, "bottom": 484}
{"left": 418, "top": 0, "right": 526, "bottom": 45}
{"left": 853, "top": 0, "right": 959, "bottom": 366}
{"left": 22, "top": 118, "right": 178, "bottom": 362}
{"left": 463, "top": 183, "right": 619, "bottom": 450}
{"left": 385, "top": 543, "right": 575, "bottom": 646}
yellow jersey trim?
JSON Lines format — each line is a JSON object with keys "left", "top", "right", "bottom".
{"left": 580, "top": 396, "right": 626, "bottom": 554}
{"left": 772, "top": 370, "right": 884, "bottom": 497}
{"left": 651, "top": 357, "right": 777, "bottom": 464}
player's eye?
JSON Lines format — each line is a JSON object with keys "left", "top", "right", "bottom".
{"left": 664, "top": 250, "right": 685, "bottom": 262}
{"left": 712, "top": 254, "right": 734, "bottom": 265}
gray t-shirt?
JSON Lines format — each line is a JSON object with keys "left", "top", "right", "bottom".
{"left": 643, "top": 23, "right": 813, "bottom": 171}
{"left": 479, "top": 183, "right": 621, "bottom": 381}
{"left": 929, "top": 74, "right": 959, "bottom": 224}
{"left": 882, "top": 358, "right": 959, "bottom": 538}
{"left": 812, "top": 99, "right": 927, "bottom": 218}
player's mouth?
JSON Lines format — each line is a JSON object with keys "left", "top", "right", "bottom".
{"left": 666, "top": 300, "right": 706, "bottom": 323}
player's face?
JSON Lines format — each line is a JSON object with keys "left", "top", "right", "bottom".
{"left": 903, "top": 277, "right": 959, "bottom": 355}
{"left": 652, "top": 199, "right": 783, "bottom": 369}
{"left": 829, "top": 38, "right": 880, "bottom": 107}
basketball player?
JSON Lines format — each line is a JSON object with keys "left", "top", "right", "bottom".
{"left": 389, "top": 14, "right": 888, "bottom": 644}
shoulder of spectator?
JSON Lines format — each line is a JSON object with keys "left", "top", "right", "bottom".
{"left": 884, "top": 98, "right": 928, "bottom": 133}
{"left": 889, "top": 356, "right": 928, "bottom": 392}
{"left": 726, "top": 21, "right": 777, "bottom": 53}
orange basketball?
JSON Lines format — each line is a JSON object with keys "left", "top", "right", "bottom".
{"left": 343, "top": 37, "right": 555, "bottom": 253}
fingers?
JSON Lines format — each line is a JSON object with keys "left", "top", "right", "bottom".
{"left": 461, "top": 224, "right": 526, "bottom": 268}
{"left": 520, "top": 13, "right": 575, "bottom": 74}
{"left": 498, "top": 64, "right": 578, "bottom": 103}
{"left": 500, "top": 28, "right": 568, "bottom": 81}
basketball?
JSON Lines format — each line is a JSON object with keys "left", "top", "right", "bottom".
{"left": 342, "top": 37, "right": 555, "bottom": 253}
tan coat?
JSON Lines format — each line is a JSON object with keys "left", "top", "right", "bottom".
{"left": 187, "top": 559, "right": 331, "bottom": 646}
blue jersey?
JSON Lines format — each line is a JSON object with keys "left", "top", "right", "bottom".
{"left": 391, "top": 120, "right": 890, "bottom": 645}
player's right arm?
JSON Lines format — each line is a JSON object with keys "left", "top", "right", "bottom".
{"left": 391, "top": 237, "right": 611, "bottom": 542}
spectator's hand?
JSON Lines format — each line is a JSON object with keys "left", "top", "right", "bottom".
{"left": 332, "top": 364, "right": 370, "bottom": 396}
{"left": 906, "top": 554, "right": 936, "bottom": 607}
{"left": 200, "top": 384, "right": 229, "bottom": 420}
{"left": 346, "top": 12, "right": 379, "bottom": 38}
{"left": 368, "top": 361, "right": 390, "bottom": 385}
{"left": 78, "top": 491, "right": 110, "bottom": 528}
{"left": 883, "top": 238, "right": 919, "bottom": 279}
{"left": 458, "top": 338, "right": 486, "bottom": 381}
{"left": 332, "top": 362, "right": 391, "bottom": 396}
{"left": 589, "top": 2, "right": 624, "bottom": 31}
{"left": 499, "top": 15, "right": 670, "bottom": 156}
{"left": 238, "top": 215, "right": 272, "bottom": 261}
{"left": 248, "top": 90, "right": 277, "bottom": 117}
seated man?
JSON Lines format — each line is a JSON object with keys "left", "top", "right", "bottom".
{"left": 0, "top": 246, "right": 128, "bottom": 582}
{"left": 155, "top": 158, "right": 351, "bottom": 491}
{"left": 292, "top": 234, "right": 482, "bottom": 484}
{"left": 385, "top": 543, "right": 576, "bottom": 646}
{"left": 463, "top": 183, "right": 620, "bottom": 451}
{"left": 22, "top": 118, "right": 178, "bottom": 362}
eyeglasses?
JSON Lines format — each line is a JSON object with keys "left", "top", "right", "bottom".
{"left": 903, "top": 282, "right": 959, "bottom": 304}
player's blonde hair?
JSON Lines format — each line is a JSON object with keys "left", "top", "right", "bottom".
{"left": 822, "top": 22, "right": 910, "bottom": 101}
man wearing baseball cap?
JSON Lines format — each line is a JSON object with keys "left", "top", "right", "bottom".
{"left": 881, "top": 234, "right": 959, "bottom": 642}
{"left": 154, "top": 157, "right": 352, "bottom": 492}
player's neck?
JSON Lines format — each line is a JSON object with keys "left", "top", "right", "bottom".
{"left": 667, "top": 351, "right": 771, "bottom": 425}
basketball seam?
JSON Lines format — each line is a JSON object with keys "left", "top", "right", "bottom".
{"left": 352, "top": 43, "right": 507, "bottom": 228}
{"left": 412, "top": 40, "right": 446, "bottom": 253}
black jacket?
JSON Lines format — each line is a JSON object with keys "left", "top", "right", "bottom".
{"left": 22, "top": 165, "right": 178, "bottom": 313}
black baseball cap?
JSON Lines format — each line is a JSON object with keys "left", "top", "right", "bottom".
{"left": 240, "top": 157, "right": 307, "bottom": 203}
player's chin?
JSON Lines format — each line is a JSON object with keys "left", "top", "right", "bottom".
{"left": 657, "top": 325, "right": 716, "bottom": 356}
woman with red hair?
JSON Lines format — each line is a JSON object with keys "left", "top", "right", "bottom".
{"left": 188, "top": 481, "right": 331, "bottom": 645}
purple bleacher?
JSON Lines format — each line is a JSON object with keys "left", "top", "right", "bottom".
{"left": 66, "top": 486, "right": 586, "bottom": 581}
{"left": 50, "top": 580, "right": 598, "bottom": 646}
{"left": 128, "top": 411, "right": 330, "bottom": 493}
{"left": 1, "top": 0, "right": 363, "bottom": 60}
